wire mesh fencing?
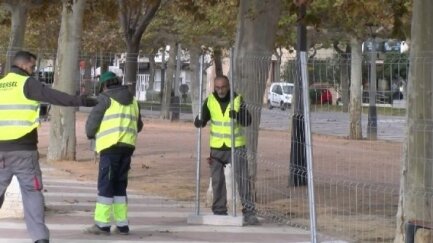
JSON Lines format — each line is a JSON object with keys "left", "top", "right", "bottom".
{"left": 228, "top": 51, "right": 409, "bottom": 242}
{"left": 1, "top": 47, "right": 418, "bottom": 241}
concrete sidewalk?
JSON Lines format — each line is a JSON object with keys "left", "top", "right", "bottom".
{"left": 0, "top": 165, "right": 314, "bottom": 243}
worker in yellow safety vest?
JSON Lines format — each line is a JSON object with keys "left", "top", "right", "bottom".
{"left": 84, "top": 71, "right": 143, "bottom": 235}
{"left": 194, "top": 75, "right": 259, "bottom": 225}
{"left": 0, "top": 50, "right": 96, "bottom": 243}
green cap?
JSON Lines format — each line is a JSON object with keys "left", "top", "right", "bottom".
{"left": 99, "top": 71, "right": 116, "bottom": 84}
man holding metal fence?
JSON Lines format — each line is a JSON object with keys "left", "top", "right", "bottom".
{"left": 84, "top": 71, "right": 143, "bottom": 235}
{"left": 194, "top": 75, "right": 259, "bottom": 225}
{"left": 0, "top": 50, "right": 97, "bottom": 243}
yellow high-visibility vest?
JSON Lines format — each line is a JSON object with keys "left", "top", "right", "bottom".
{"left": 207, "top": 94, "right": 246, "bottom": 148}
{"left": 95, "top": 98, "right": 139, "bottom": 153}
{"left": 0, "top": 73, "right": 39, "bottom": 140}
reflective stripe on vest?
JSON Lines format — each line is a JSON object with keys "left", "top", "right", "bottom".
{"left": 207, "top": 94, "right": 246, "bottom": 148}
{"left": 95, "top": 97, "right": 139, "bottom": 153}
{"left": 0, "top": 73, "right": 39, "bottom": 140}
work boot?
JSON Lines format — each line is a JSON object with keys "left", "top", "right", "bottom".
{"left": 112, "top": 225, "right": 130, "bottom": 235}
{"left": 34, "top": 240, "right": 49, "bottom": 243}
{"left": 243, "top": 214, "right": 260, "bottom": 226}
{"left": 83, "top": 224, "right": 110, "bottom": 235}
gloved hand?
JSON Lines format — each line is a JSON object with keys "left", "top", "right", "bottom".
{"left": 194, "top": 117, "right": 205, "bottom": 128}
{"left": 80, "top": 95, "right": 98, "bottom": 107}
{"left": 228, "top": 110, "right": 238, "bottom": 119}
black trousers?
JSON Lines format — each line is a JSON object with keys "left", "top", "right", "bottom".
{"left": 98, "top": 149, "right": 133, "bottom": 198}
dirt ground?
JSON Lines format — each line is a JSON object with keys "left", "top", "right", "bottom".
{"left": 38, "top": 111, "right": 402, "bottom": 242}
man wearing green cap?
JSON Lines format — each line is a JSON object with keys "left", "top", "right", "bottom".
{"left": 84, "top": 71, "right": 143, "bottom": 235}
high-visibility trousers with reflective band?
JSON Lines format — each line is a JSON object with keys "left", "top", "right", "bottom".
{"left": 94, "top": 196, "right": 128, "bottom": 227}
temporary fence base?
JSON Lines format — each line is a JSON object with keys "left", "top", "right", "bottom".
{"left": 187, "top": 214, "right": 244, "bottom": 226}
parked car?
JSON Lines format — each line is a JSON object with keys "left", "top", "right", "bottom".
{"left": 320, "top": 89, "right": 333, "bottom": 104}
{"left": 268, "top": 82, "right": 294, "bottom": 111}
{"left": 310, "top": 88, "right": 332, "bottom": 105}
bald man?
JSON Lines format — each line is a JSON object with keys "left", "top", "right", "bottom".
{"left": 194, "top": 75, "right": 259, "bottom": 225}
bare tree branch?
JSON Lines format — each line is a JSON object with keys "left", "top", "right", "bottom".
{"left": 117, "top": 0, "right": 130, "bottom": 43}
{"left": 133, "top": 0, "right": 161, "bottom": 41}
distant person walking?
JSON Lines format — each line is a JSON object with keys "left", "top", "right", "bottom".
{"left": 84, "top": 71, "right": 143, "bottom": 235}
{"left": 194, "top": 75, "right": 259, "bottom": 225}
{"left": 0, "top": 50, "right": 96, "bottom": 243}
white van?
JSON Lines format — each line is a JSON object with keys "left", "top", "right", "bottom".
{"left": 268, "top": 82, "right": 294, "bottom": 110}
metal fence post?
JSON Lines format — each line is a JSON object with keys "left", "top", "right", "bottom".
{"left": 300, "top": 52, "right": 318, "bottom": 243}
{"left": 194, "top": 54, "right": 204, "bottom": 215}
{"left": 229, "top": 48, "right": 237, "bottom": 217}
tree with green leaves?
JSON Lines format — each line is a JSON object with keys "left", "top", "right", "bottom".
{"left": 25, "top": 2, "right": 61, "bottom": 51}
{"left": 309, "top": 0, "right": 411, "bottom": 139}
{"left": 0, "top": 0, "right": 50, "bottom": 73}
{"left": 139, "top": 0, "right": 238, "bottom": 119}
{"left": 178, "top": 0, "right": 237, "bottom": 119}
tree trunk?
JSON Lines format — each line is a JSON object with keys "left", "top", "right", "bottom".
{"left": 394, "top": 1, "right": 433, "bottom": 242}
{"left": 349, "top": 37, "right": 363, "bottom": 140}
{"left": 147, "top": 52, "right": 156, "bottom": 91}
{"left": 100, "top": 49, "right": 109, "bottom": 74}
{"left": 160, "top": 41, "right": 176, "bottom": 119}
{"left": 174, "top": 43, "right": 181, "bottom": 96}
{"left": 275, "top": 48, "right": 282, "bottom": 83}
{"left": 47, "top": 0, "right": 86, "bottom": 161}
{"left": 4, "top": 3, "right": 28, "bottom": 74}
{"left": 124, "top": 43, "right": 139, "bottom": 94}
{"left": 334, "top": 42, "right": 351, "bottom": 112}
{"left": 233, "top": 0, "right": 281, "bottom": 191}
{"left": 340, "top": 59, "right": 350, "bottom": 112}
{"left": 189, "top": 46, "right": 201, "bottom": 119}
{"left": 214, "top": 47, "right": 223, "bottom": 76}
{"left": 83, "top": 58, "right": 92, "bottom": 95}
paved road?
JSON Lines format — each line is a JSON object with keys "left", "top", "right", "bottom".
{"left": 83, "top": 100, "right": 408, "bottom": 142}
{"left": 260, "top": 109, "right": 406, "bottom": 142}
{"left": 0, "top": 166, "right": 316, "bottom": 243}
{"left": 137, "top": 107, "right": 406, "bottom": 142}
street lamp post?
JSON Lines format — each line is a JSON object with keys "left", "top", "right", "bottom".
{"left": 367, "top": 28, "right": 377, "bottom": 140}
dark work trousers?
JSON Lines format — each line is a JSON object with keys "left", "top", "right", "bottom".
{"left": 210, "top": 147, "right": 255, "bottom": 215}
{"left": 0, "top": 150, "right": 49, "bottom": 242}
{"left": 98, "top": 149, "right": 133, "bottom": 199}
